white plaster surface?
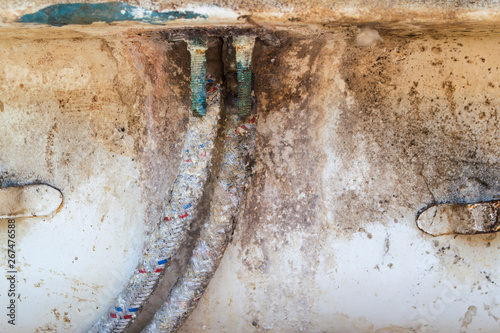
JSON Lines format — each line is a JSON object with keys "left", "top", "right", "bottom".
{"left": 0, "top": 17, "right": 500, "bottom": 333}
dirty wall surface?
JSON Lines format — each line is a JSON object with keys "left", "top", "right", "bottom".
{"left": 1, "top": 18, "right": 500, "bottom": 333}
{"left": 179, "top": 31, "right": 500, "bottom": 333}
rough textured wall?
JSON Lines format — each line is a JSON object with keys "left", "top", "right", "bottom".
{"left": 1, "top": 8, "right": 500, "bottom": 333}
{"left": 0, "top": 34, "right": 194, "bottom": 332}
{"left": 179, "top": 30, "right": 500, "bottom": 332}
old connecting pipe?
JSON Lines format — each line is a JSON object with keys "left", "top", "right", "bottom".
{"left": 187, "top": 38, "right": 208, "bottom": 117}
{"left": 89, "top": 37, "right": 222, "bottom": 333}
{"left": 92, "top": 36, "right": 257, "bottom": 333}
{"left": 233, "top": 36, "right": 256, "bottom": 118}
{"left": 143, "top": 37, "right": 257, "bottom": 333}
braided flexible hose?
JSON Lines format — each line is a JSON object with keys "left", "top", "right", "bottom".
{"left": 89, "top": 55, "right": 221, "bottom": 333}
{"left": 142, "top": 114, "right": 256, "bottom": 332}
{"left": 142, "top": 36, "right": 257, "bottom": 333}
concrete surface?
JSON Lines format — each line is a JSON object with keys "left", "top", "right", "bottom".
{"left": 0, "top": 1, "right": 500, "bottom": 332}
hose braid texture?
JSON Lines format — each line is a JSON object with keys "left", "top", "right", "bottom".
{"left": 89, "top": 84, "right": 222, "bottom": 333}
{"left": 143, "top": 114, "right": 256, "bottom": 333}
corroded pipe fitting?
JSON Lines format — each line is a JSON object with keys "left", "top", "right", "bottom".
{"left": 187, "top": 38, "right": 208, "bottom": 116}
{"left": 233, "top": 36, "right": 256, "bottom": 118}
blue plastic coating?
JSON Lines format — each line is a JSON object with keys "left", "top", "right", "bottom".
{"left": 187, "top": 38, "right": 208, "bottom": 117}
{"left": 19, "top": 2, "right": 206, "bottom": 26}
{"left": 237, "top": 62, "right": 252, "bottom": 117}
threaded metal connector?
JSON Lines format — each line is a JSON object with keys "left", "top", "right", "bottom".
{"left": 233, "top": 36, "right": 256, "bottom": 118}
{"left": 187, "top": 38, "right": 208, "bottom": 117}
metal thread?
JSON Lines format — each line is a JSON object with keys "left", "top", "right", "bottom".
{"left": 187, "top": 38, "right": 208, "bottom": 117}
{"left": 233, "top": 36, "right": 256, "bottom": 118}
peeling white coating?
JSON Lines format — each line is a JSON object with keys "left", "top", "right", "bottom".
{"left": 173, "top": 5, "right": 240, "bottom": 20}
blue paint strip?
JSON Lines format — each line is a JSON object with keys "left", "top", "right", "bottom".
{"left": 19, "top": 2, "right": 207, "bottom": 26}
{"left": 128, "top": 307, "right": 139, "bottom": 313}
{"left": 157, "top": 259, "right": 168, "bottom": 265}
{"left": 183, "top": 203, "right": 192, "bottom": 210}
{"left": 116, "top": 307, "right": 123, "bottom": 312}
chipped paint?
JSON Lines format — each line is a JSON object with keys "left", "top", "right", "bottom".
{"left": 19, "top": 2, "right": 206, "bottom": 26}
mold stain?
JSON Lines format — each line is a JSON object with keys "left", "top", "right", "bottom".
{"left": 45, "top": 122, "right": 58, "bottom": 175}
{"left": 182, "top": 30, "right": 500, "bottom": 332}
{"left": 460, "top": 305, "right": 477, "bottom": 330}
{"left": 334, "top": 32, "right": 500, "bottom": 233}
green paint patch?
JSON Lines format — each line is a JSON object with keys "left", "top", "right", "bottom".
{"left": 19, "top": 2, "right": 206, "bottom": 26}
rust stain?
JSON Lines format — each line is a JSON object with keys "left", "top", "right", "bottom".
{"left": 241, "top": 36, "right": 329, "bottom": 253}
{"left": 125, "top": 36, "right": 191, "bottom": 231}
{"left": 34, "top": 325, "right": 56, "bottom": 332}
{"left": 63, "top": 312, "right": 71, "bottom": 324}
{"left": 51, "top": 308, "right": 60, "bottom": 321}
{"left": 336, "top": 32, "right": 500, "bottom": 233}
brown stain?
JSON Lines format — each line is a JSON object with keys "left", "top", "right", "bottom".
{"left": 63, "top": 312, "right": 71, "bottom": 324}
{"left": 94, "top": 38, "right": 145, "bottom": 157}
{"left": 178, "top": 30, "right": 499, "bottom": 332}
{"left": 431, "top": 45, "right": 443, "bottom": 53}
{"left": 33, "top": 37, "right": 146, "bottom": 160}
{"left": 125, "top": 36, "right": 191, "bottom": 230}
{"left": 55, "top": 196, "right": 64, "bottom": 214}
{"left": 51, "top": 308, "right": 60, "bottom": 321}
{"left": 335, "top": 32, "right": 500, "bottom": 233}
{"left": 217, "top": 35, "right": 336, "bottom": 330}
{"left": 34, "top": 325, "right": 56, "bottom": 332}
{"left": 45, "top": 122, "right": 58, "bottom": 175}
{"left": 374, "top": 327, "right": 412, "bottom": 333}
{"left": 0, "top": 24, "right": 498, "bottom": 332}
{"left": 442, "top": 80, "right": 457, "bottom": 113}
{"left": 102, "top": 39, "right": 145, "bottom": 157}
{"left": 241, "top": 35, "right": 329, "bottom": 251}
